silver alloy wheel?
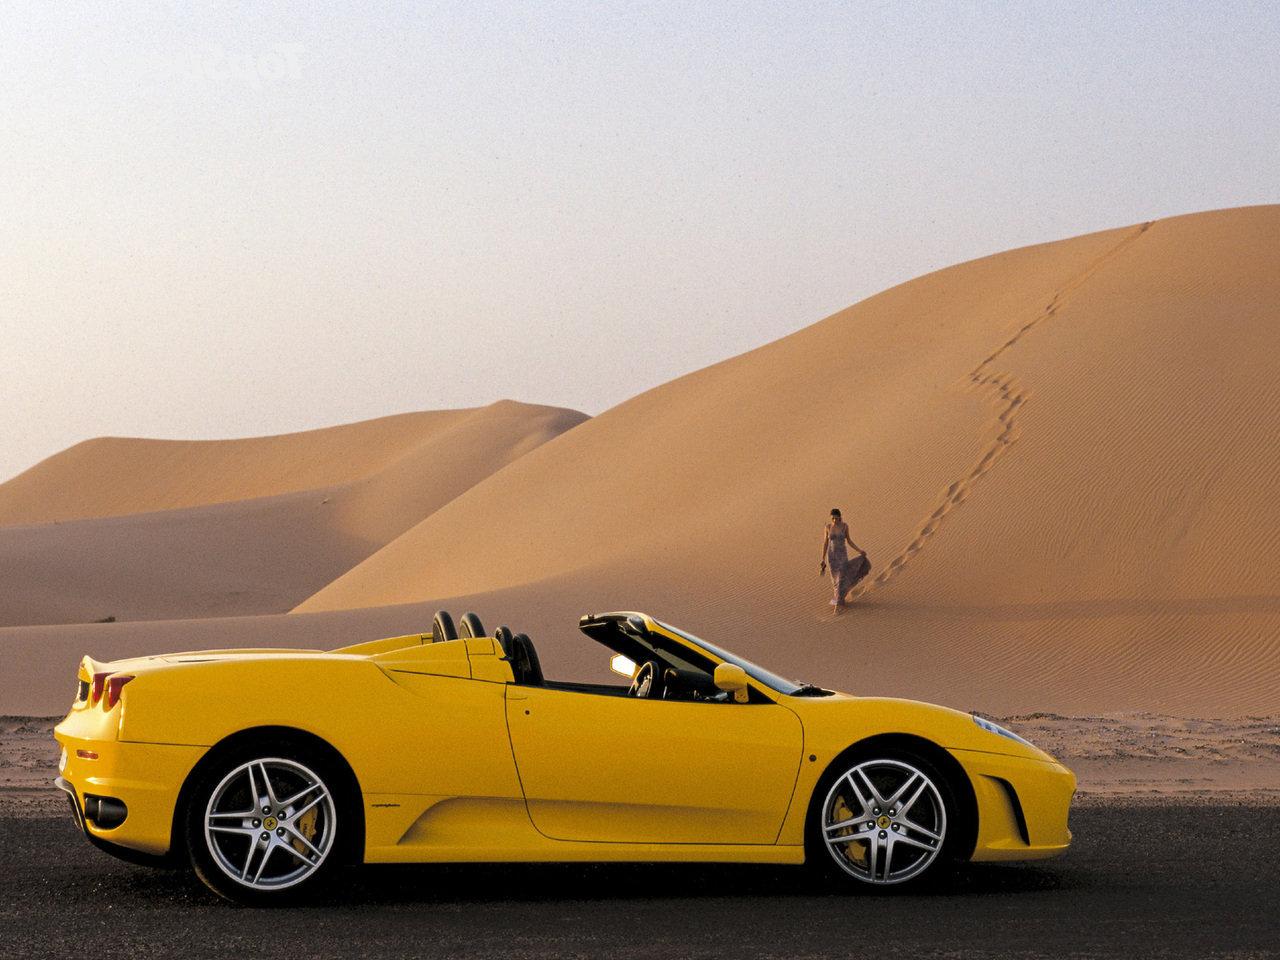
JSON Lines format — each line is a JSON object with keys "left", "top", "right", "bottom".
{"left": 203, "top": 757, "right": 337, "bottom": 891}
{"left": 821, "top": 758, "right": 947, "bottom": 884}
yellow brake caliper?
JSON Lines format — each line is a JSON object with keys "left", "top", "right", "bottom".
{"left": 291, "top": 806, "right": 319, "bottom": 857}
{"left": 832, "top": 795, "right": 867, "bottom": 865}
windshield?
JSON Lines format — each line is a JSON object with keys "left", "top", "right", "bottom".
{"left": 655, "top": 621, "right": 804, "bottom": 695}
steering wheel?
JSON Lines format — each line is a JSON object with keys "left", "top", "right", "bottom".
{"left": 629, "top": 660, "right": 661, "bottom": 699}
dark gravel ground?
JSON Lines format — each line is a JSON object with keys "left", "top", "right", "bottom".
{"left": 1, "top": 805, "right": 1276, "bottom": 959}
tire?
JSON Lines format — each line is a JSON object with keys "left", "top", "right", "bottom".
{"left": 431, "top": 610, "right": 458, "bottom": 643}
{"left": 184, "top": 739, "right": 352, "bottom": 905}
{"left": 806, "top": 746, "right": 959, "bottom": 890}
{"left": 458, "top": 612, "right": 486, "bottom": 639}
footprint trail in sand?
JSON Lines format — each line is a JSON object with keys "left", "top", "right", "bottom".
{"left": 864, "top": 221, "right": 1155, "bottom": 593}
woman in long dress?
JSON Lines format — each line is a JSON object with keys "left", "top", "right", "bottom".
{"left": 820, "top": 508, "right": 867, "bottom": 612}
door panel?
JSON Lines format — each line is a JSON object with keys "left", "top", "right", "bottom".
{"left": 505, "top": 686, "right": 803, "bottom": 844}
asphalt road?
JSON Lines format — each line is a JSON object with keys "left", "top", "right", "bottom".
{"left": 1, "top": 804, "right": 1276, "bottom": 959}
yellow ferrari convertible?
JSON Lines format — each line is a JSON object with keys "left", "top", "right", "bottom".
{"left": 54, "top": 611, "right": 1075, "bottom": 903}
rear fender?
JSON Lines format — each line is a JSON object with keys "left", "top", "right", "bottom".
{"left": 170, "top": 725, "right": 365, "bottom": 865}
{"left": 115, "top": 656, "right": 524, "bottom": 800}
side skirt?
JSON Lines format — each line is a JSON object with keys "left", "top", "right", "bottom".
{"left": 363, "top": 793, "right": 806, "bottom": 865}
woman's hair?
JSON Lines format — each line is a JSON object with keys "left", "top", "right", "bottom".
{"left": 830, "top": 508, "right": 842, "bottom": 519}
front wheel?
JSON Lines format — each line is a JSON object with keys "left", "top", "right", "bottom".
{"left": 185, "top": 744, "right": 347, "bottom": 904}
{"left": 809, "top": 751, "right": 955, "bottom": 888}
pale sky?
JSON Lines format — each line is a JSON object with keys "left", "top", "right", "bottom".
{"left": 2, "top": 1, "right": 1277, "bottom": 483}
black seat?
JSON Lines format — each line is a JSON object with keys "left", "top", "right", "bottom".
{"left": 500, "top": 630, "right": 544, "bottom": 686}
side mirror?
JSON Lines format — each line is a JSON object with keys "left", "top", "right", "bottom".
{"left": 609, "top": 654, "right": 638, "bottom": 679}
{"left": 713, "top": 663, "right": 750, "bottom": 703}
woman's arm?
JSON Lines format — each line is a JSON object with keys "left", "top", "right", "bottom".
{"left": 846, "top": 531, "right": 866, "bottom": 555}
{"left": 820, "top": 528, "right": 830, "bottom": 570}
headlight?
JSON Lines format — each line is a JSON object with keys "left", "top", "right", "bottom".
{"left": 972, "top": 715, "right": 1034, "bottom": 748}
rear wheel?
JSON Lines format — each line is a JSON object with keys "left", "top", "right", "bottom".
{"left": 185, "top": 742, "right": 349, "bottom": 904}
{"left": 808, "top": 749, "right": 956, "bottom": 889}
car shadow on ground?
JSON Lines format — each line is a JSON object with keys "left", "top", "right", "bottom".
{"left": 29, "top": 818, "right": 1077, "bottom": 908}
{"left": 93, "top": 857, "right": 1075, "bottom": 907}
{"left": 334, "top": 858, "right": 1074, "bottom": 906}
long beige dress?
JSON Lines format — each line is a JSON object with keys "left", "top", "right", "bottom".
{"left": 826, "top": 521, "right": 855, "bottom": 605}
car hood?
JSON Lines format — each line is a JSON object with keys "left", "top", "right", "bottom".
{"left": 784, "top": 692, "right": 1061, "bottom": 765}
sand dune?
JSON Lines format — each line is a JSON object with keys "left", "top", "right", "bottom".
{"left": 1, "top": 411, "right": 443, "bottom": 525}
{"left": 4, "top": 206, "right": 1278, "bottom": 719}
{"left": 0, "top": 402, "right": 586, "bottom": 625}
{"left": 291, "top": 206, "right": 1280, "bottom": 716}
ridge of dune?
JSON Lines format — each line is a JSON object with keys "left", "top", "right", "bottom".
{"left": 293, "top": 205, "right": 1280, "bottom": 716}
{"left": 297, "top": 219, "right": 1152, "bottom": 610}
{"left": 0, "top": 401, "right": 587, "bottom": 625}
{"left": 0, "top": 402, "right": 583, "bottom": 527}
{"left": 0, "top": 410, "right": 442, "bottom": 526}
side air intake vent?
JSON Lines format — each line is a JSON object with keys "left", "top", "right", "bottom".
{"left": 990, "top": 776, "right": 1030, "bottom": 845}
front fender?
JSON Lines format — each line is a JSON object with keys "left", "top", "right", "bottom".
{"left": 793, "top": 695, "right": 1059, "bottom": 764}
{"left": 774, "top": 695, "right": 1071, "bottom": 850}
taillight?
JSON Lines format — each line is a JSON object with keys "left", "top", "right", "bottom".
{"left": 89, "top": 672, "right": 110, "bottom": 707}
{"left": 103, "top": 675, "right": 134, "bottom": 710}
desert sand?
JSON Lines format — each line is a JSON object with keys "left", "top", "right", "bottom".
{"left": 3, "top": 206, "right": 1278, "bottom": 798}
{"left": 0, "top": 402, "right": 585, "bottom": 625}
{"left": 293, "top": 206, "right": 1280, "bottom": 716}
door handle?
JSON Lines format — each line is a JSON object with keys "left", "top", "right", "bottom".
{"left": 507, "top": 690, "right": 529, "bottom": 701}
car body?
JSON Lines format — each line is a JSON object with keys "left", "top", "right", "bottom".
{"left": 54, "top": 611, "right": 1075, "bottom": 902}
